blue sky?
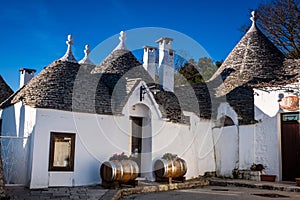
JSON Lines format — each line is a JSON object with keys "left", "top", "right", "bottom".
{"left": 0, "top": 0, "right": 264, "bottom": 91}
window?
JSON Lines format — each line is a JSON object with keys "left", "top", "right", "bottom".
{"left": 49, "top": 132, "right": 75, "bottom": 171}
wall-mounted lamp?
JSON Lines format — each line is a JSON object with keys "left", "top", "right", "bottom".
{"left": 140, "top": 85, "right": 148, "bottom": 101}
{"left": 278, "top": 93, "right": 284, "bottom": 102}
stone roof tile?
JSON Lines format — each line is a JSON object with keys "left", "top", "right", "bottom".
{"left": 0, "top": 75, "right": 13, "bottom": 104}
{"left": 210, "top": 12, "right": 286, "bottom": 96}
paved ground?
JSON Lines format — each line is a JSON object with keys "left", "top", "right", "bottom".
{"left": 122, "top": 186, "right": 300, "bottom": 200}
{"left": 4, "top": 178, "right": 300, "bottom": 200}
{"left": 5, "top": 185, "right": 113, "bottom": 200}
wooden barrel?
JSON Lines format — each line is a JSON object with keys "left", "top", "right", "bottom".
{"left": 154, "top": 158, "right": 187, "bottom": 178}
{"left": 100, "top": 160, "right": 139, "bottom": 183}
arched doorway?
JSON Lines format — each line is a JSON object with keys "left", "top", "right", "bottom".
{"left": 130, "top": 103, "right": 152, "bottom": 180}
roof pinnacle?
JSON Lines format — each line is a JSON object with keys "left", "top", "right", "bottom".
{"left": 79, "top": 44, "right": 95, "bottom": 65}
{"left": 250, "top": 11, "right": 256, "bottom": 24}
{"left": 59, "top": 34, "right": 77, "bottom": 63}
{"left": 114, "top": 31, "right": 128, "bottom": 51}
{"left": 249, "top": 11, "right": 257, "bottom": 32}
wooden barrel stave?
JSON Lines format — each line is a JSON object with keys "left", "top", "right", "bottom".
{"left": 100, "top": 160, "right": 139, "bottom": 183}
{"left": 154, "top": 158, "right": 187, "bottom": 178}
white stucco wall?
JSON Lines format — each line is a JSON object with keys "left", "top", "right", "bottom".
{"left": 213, "top": 126, "right": 238, "bottom": 177}
{"left": 239, "top": 125, "right": 255, "bottom": 170}
{"left": 0, "top": 81, "right": 216, "bottom": 188}
{"left": 24, "top": 80, "right": 216, "bottom": 188}
{"left": 0, "top": 102, "right": 36, "bottom": 186}
{"left": 254, "top": 107, "right": 280, "bottom": 179}
{"left": 30, "top": 109, "right": 131, "bottom": 188}
{"left": 151, "top": 115, "right": 216, "bottom": 179}
{"left": 254, "top": 85, "right": 299, "bottom": 181}
{"left": 123, "top": 82, "right": 216, "bottom": 180}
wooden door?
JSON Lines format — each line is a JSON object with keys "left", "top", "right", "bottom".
{"left": 281, "top": 113, "right": 300, "bottom": 181}
{"left": 131, "top": 117, "right": 143, "bottom": 175}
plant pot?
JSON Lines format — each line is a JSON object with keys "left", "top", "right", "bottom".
{"left": 296, "top": 178, "right": 300, "bottom": 186}
{"left": 260, "top": 174, "right": 276, "bottom": 182}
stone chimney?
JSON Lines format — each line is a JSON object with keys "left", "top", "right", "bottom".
{"left": 143, "top": 46, "right": 157, "bottom": 81}
{"left": 19, "top": 68, "right": 36, "bottom": 88}
{"left": 156, "top": 37, "right": 174, "bottom": 92}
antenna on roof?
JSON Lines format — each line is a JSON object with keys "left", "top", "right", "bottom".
{"left": 79, "top": 45, "right": 95, "bottom": 65}
{"left": 114, "top": 31, "right": 128, "bottom": 51}
{"left": 59, "top": 34, "right": 77, "bottom": 63}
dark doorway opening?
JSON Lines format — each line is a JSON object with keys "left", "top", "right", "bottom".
{"left": 131, "top": 117, "right": 143, "bottom": 176}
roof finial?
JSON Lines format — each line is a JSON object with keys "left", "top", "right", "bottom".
{"left": 79, "top": 44, "right": 95, "bottom": 65}
{"left": 67, "top": 35, "right": 74, "bottom": 46}
{"left": 84, "top": 44, "right": 90, "bottom": 55}
{"left": 120, "top": 31, "right": 126, "bottom": 43}
{"left": 113, "top": 31, "right": 128, "bottom": 51}
{"left": 248, "top": 11, "right": 258, "bottom": 32}
{"left": 250, "top": 11, "right": 256, "bottom": 24}
{"left": 59, "top": 34, "right": 77, "bottom": 63}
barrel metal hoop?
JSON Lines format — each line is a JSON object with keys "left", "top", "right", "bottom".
{"left": 129, "top": 162, "right": 133, "bottom": 179}
{"left": 171, "top": 160, "right": 175, "bottom": 176}
{"left": 161, "top": 159, "right": 168, "bottom": 177}
{"left": 119, "top": 161, "right": 124, "bottom": 180}
{"left": 182, "top": 159, "right": 187, "bottom": 175}
{"left": 110, "top": 161, "right": 117, "bottom": 181}
{"left": 180, "top": 160, "right": 184, "bottom": 176}
{"left": 132, "top": 161, "right": 139, "bottom": 176}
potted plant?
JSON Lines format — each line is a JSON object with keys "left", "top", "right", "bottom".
{"left": 250, "top": 163, "right": 265, "bottom": 172}
{"left": 250, "top": 163, "right": 276, "bottom": 182}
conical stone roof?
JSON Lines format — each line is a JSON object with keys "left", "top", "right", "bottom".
{"left": 92, "top": 31, "right": 151, "bottom": 92}
{"left": 0, "top": 75, "right": 13, "bottom": 104}
{"left": 92, "top": 49, "right": 142, "bottom": 75}
{"left": 0, "top": 32, "right": 152, "bottom": 115}
{"left": 210, "top": 11, "right": 286, "bottom": 96}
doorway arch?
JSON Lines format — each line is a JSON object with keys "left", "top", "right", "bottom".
{"left": 129, "top": 103, "right": 152, "bottom": 180}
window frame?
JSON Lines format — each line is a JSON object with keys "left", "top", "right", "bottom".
{"left": 48, "top": 132, "right": 76, "bottom": 172}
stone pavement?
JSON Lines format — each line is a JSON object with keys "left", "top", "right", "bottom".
{"left": 5, "top": 185, "right": 112, "bottom": 200}
{"left": 4, "top": 178, "right": 300, "bottom": 200}
{"left": 209, "top": 178, "right": 300, "bottom": 192}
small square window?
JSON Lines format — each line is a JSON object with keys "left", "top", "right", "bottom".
{"left": 49, "top": 132, "right": 75, "bottom": 171}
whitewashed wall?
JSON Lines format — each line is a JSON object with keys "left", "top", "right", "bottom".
{"left": 213, "top": 126, "right": 238, "bottom": 177}
{"left": 211, "top": 102, "right": 257, "bottom": 177}
{"left": 0, "top": 102, "right": 36, "bottom": 186}
{"left": 5, "top": 82, "right": 295, "bottom": 188}
{"left": 123, "top": 82, "right": 216, "bottom": 180}
{"left": 151, "top": 115, "right": 216, "bottom": 180}
{"left": 254, "top": 84, "right": 300, "bottom": 181}
{"left": 25, "top": 81, "right": 216, "bottom": 188}
{"left": 239, "top": 125, "right": 255, "bottom": 169}
{"left": 254, "top": 107, "right": 280, "bottom": 179}
{"left": 30, "top": 109, "right": 131, "bottom": 188}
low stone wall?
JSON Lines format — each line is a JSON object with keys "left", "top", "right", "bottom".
{"left": 233, "top": 169, "right": 261, "bottom": 181}
{"left": 112, "top": 180, "right": 210, "bottom": 200}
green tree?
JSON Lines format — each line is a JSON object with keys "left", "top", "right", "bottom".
{"left": 215, "top": 60, "right": 223, "bottom": 68}
{"left": 175, "top": 57, "right": 218, "bottom": 86}
{"left": 197, "top": 57, "right": 218, "bottom": 81}
{"left": 177, "top": 59, "right": 204, "bottom": 85}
